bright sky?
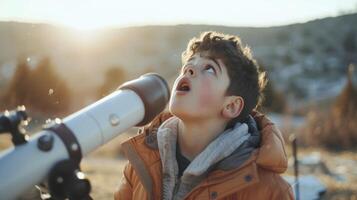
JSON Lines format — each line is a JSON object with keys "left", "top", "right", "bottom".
{"left": 0, "top": 0, "right": 356, "bottom": 30}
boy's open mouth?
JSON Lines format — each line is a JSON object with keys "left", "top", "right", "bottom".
{"left": 176, "top": 78, "right": 191, "bottom": 92}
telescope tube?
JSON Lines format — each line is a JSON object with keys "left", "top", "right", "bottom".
{"left": 0, "top": 73, "right": 170, "bottom": 199}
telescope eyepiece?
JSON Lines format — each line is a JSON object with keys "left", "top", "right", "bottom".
{"left": 119, "top": 73, "right": 170, "bottom": 126}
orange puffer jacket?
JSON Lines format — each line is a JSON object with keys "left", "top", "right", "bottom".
{"left": 114, "top": 112, "right": 294, "bottom": 200}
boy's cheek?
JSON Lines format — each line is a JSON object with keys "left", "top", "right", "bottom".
{"left": 198, "top": 79, "right": 217, "bottom": 107}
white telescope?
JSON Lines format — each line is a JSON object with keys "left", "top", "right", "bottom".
{"left": 0, "top": 73, "right": 170, "bottom": 200}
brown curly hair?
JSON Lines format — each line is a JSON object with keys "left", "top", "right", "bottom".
{"left": 182, "top": 31, "right": 267, "bottom": 127}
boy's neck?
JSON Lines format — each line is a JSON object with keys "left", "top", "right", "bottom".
{"left": 177, "top": 117, "right": 227, "bottom": 161}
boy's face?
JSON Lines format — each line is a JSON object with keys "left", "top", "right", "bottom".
{"left": 169, "top": 52, "right": 231, "bottom": 121}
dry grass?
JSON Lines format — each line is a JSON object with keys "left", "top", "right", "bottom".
{"left": 79, "top": 130, "right": 137, "bottom": 199}
{"left": 285, "top": 146, "right": 357, "bottom": 200}
{"left": 81, "top": 156, "right": 127, "bottom": 200}
{"left": 2, "top": 126, "right": 357, "bottom": 199}
{"left": 85, "top": 138, "right": 357, "bottom": 200}
{"left": 0, "top": 134, "right": 12, "bottom": 150}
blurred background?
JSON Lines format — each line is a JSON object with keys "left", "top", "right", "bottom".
{"left": 0, "top": 0, "right": 357, "bottom": 199}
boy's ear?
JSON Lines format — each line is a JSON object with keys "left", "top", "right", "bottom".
{"left": 221, "top": 96, "right": 244, "bottom": 119}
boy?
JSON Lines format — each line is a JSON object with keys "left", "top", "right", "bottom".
{"left": 114, "top": 31, "right": 294, "bottom": 200}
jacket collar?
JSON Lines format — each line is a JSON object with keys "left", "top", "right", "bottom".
{"left": 121, "top": 111, "right": 288, "bottom": 198}
{"left": 156, "top": 116, "right": 253, "bottom": 175}
{"left": 122, "top": 134, "right": 260, "bottom": 199}
{"left": 156, "top": 116, "right": 253, "bottom": 199}
{"left": 141, "top": 111, "right": 288, "bottom": 173}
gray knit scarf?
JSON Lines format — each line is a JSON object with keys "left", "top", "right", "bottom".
{"left": 157, "top": 117, "right": 252, "bottom": 200}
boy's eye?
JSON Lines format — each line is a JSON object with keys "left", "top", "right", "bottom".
{"left": 204, "top": 65, "right": 216, "bottom": 74}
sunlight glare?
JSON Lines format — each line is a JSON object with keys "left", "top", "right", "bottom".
{"left": 60, "top": 16, "right": 107, "bottom": 31}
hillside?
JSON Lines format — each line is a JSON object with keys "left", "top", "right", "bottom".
{"left": 0, "top": 13, "right": 356, "bottom": 110}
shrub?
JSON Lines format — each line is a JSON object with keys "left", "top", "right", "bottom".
{"left": 301, "top": 64, "right": 357, "bottom": 150}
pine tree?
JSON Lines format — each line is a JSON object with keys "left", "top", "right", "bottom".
{"left": 29, "top": 57, "right": 71, "bottom": 114}
{"left": 304, "top": 64, "right": 357, "bottom": 150}
{"left": 316, "top": 64, "right": 357, "bottom": 149}
{"left": 326, "top": 64, "right": 357, "bottom": 149}
{"left": 1, "top": 58, "right": 31, "bottom": 108}
{"left": 97, "top": 67, "right": 126, "bottom": 98}
{"left": 332, "top": 64, "right": 357, "bottom": 118}
{"left": 343, "top": 31, "right": 357, "bottom": 53}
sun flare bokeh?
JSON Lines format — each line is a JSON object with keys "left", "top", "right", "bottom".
{"left": 1, "top": 0, "right": 357, "bottom": 30}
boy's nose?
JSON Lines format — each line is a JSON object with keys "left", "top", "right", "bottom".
{"left": 184, "top": 66, "right": 196, "bottom": 77}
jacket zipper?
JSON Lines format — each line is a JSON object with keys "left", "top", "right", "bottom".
{"left": 173, "top": 177, "right": 181, "bottom": 197}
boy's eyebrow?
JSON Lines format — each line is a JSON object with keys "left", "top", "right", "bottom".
{"left": 185, "top": 55, "right": 222, "bottom": 74}
{"left": 205, "top": 56, "right": 222, "bottom": 74}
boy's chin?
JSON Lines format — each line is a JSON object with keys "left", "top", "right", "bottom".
{"left": 169, "top": 107, "right": 201, "bottom": 121}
